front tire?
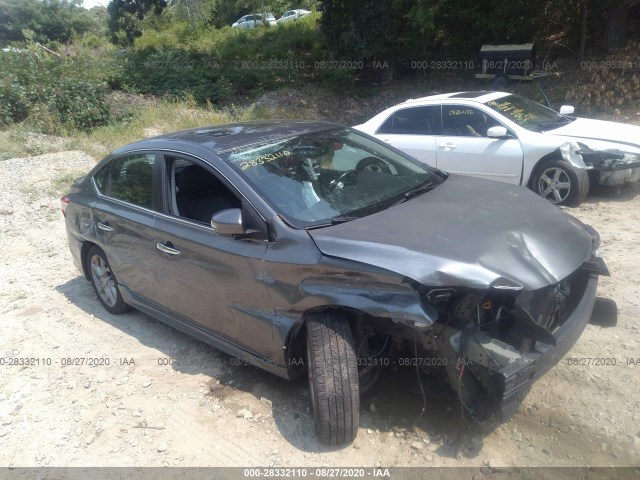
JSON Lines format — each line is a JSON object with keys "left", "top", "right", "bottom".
{"left": 87, "top": 245, "right": 130, "bottom": 314}
{"left": 532, "top": 159, "right": 589, "bottom": 206}
{"left": 306, "top": 311, "right": 359, "bottom": 445}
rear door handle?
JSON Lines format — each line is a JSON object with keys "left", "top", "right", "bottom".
{"left": 97, "top": 222, "right": 113, "bottom": 232}
{"left": 156, "top": 242, "right": 181, "bottom": 256}
{"left": 439, "top": 142, "right": 457, "bottom": 150}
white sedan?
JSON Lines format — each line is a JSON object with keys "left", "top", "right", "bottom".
{"left": 232, "top": 13, "right": 276, "bottom": 28}
{"left": 354, "top": 91, "right": 640, "bottom": 206}
{"left": 276, "top": 9, "right": 311, "bottom": 23}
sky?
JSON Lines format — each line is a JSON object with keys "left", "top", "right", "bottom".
{"left": 82, "top": 0, "right": 108, "bottom": 8}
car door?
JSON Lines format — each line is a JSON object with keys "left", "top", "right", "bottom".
{"left": 152, "top": 154, "right": 274, "bottom": 360}
{"left": 371, "top": 105, "right": 439, "bottom": 167}
{"left": 91, "top": 152, "right": 167, "bottom": 307}
{"left": 436, "top": 105, "right": 523, "bottom": 184}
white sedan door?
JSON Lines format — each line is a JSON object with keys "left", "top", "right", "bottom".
{"left": 437, "top": 105, "right": 523, "bottom": 185}
{"left": 371, "top": 105, "right": 439, "bottom": 168}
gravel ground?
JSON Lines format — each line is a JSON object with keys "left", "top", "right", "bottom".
{"left": 0, "top": 150, "right": 639, "bottom": 468}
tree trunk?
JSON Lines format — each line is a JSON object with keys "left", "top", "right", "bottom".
{"left": 580, "top": 0, "right": 588, "bottom": 60}
{"left": 604, "top": 1, "right": 629, "bottom": 50}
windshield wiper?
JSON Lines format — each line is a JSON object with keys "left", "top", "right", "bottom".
{"left": 392, "top": 181, "right": 434, "bottom": 207}
{"left": 330, "top": 215, "right": 360, "bottom": 224}
{"left": 304, "top": 215, "right": 360, "bottom": 230}
{"left": 537, "top": 116, "right": 574, "bottom": 129}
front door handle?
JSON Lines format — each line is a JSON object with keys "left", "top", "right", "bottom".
{"left": 156, "top": 242, "right": 181, "bottom": 256}
{"left": 439, "top": 142, "right": 457, "bottom": 150}
{"left": 97, "top": 222, "right": 113, "bottom": 232}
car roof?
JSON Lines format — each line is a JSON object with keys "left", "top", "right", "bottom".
{"left": 115, "top": 120, "right": 342, "bottom": 156}
{"left": 403, "top": 91, "right": 511, "bottom": 105}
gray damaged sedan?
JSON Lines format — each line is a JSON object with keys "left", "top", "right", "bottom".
{"left": 62, "top": 121, "right": 613, "bottom": 445}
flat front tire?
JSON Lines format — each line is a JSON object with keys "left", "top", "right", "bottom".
{"left": 532, "top": 159, "right": 589, "bottom": 207}
{"left": 306, "top": 311, "right": 359, "bottom": 445}
{"left": 87, "top": 245, "right": 130, "bottom": 315}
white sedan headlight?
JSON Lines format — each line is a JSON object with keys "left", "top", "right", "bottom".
{"left": 577, "top": 143, "right": 640, "bottom": 168}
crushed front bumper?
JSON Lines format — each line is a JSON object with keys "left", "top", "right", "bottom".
{"left": 593, "top": 164, "right": 640, "bottom": 186}
{"left": 497, "top": 274, "right": 599, "bottom": 417}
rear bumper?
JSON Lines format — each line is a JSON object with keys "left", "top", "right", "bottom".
{"left": 497, "top": 274, "right": 598, "bottom": 417}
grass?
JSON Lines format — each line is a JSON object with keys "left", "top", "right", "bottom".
{"left": 49, "top": 172, "right": 80, "bottom": 197}
{"left": 72, "top": 97, "right": 295, "bottom": 160}
{"left": 0, "top": 95, "right": 293, "bottom": 161}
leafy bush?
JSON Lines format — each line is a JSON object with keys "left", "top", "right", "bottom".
{"left": 120, "top": 14, "right": 333, "bottom": 104}
{"left": 0, "top": 49, "right": 118, "bottom": 132}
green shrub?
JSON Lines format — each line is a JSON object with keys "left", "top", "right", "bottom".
{"left": 120, "top": 13, "right": 332, "bottom": 105}
{"left": 0, "top": 49, "right": 117, "bottom": 132}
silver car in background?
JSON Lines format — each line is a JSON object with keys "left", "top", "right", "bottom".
{"left": 276, "top": 9, "right": 311, "bottom": 24}
{"left": 232, "top": 13, "right": 277, "bottom": 28}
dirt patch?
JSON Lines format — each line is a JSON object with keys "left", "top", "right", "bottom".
{"left": 0, "top": 151, "right": 639, "bottom": 467}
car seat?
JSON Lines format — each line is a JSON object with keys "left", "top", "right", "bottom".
{"left": 176, "top": 165, "right": 240, "bottom": 223}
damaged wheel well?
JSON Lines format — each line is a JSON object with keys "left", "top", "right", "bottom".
{"left": 285, "top": 306, "right": 395, "bottom": 379}
{"left": 528, "top": 151, "right": 563, "bottom": 188}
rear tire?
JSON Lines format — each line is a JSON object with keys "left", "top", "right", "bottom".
{"left": 532, "top": 159, "right": 589, "bottom": 207}
{"left": 87, "top": 246, "right": 130, "bottom": 315}
{"left": 306, "top": 311, "right": 359, "bottom": 445}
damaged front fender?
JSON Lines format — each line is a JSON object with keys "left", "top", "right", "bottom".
{"left": 298, "top": 276, "right": 438, "bottom": 327}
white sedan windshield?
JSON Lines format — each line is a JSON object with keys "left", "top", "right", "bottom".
{"left": 484, "top": 94, "right": 574, "bottom": 132}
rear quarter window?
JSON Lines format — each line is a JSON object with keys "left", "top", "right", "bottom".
{"left": 93, "top": 164, "right": 109, "bottom": 194}
{"left": 108, "top": 153, "right": 156, "bottom": 209}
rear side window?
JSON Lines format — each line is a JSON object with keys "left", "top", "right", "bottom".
{"left": 93, "top": 164, "right": 109, "bottom": 194}
{"left": 376, "top": 106, "right": 439, "bottom": 135}
{"left": 109, "top": 154, "right": 156, "bottom": 209}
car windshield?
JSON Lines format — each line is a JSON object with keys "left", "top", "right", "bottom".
{"left": 221, "top": 128, "right": 445, "bottom": 229}
{"left": 484, "top": 94, "right": 575, "bottom": 132}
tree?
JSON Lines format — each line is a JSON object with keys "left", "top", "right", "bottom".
{"left": 108, "top": 0, "right": 167, "bottom": 44}
{"left": 603, "top": 0, "right": 632, "bottom": 50}
{"left": 0, "top": 0, "right": 100, "bottom": 44}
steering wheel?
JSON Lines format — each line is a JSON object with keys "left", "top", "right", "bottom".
{"left": 356, "top": 156, "right": 393, "bottom": 174}
{"left": 329, "top": 169, "right": 359, "bottom": 191}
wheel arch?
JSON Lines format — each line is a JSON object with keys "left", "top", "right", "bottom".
{"left": 80, "top": 240, "right": 98, "bottom": 281}
{"left": 284, "top": 305, "right": 367, "bottom": 379}
{"left": 527, "top": 150, "right": 563, "bottom": 188}
{"left": 284, "top": 297, "right": 434, "bottom": 379}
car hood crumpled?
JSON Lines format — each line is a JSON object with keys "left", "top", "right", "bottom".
{"left": 308, "top": 175, "right": 595, "bottom": 291}
{"left": 546, "top": 117, "right": 640, "bottom": 150}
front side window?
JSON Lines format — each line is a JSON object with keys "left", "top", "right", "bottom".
{"left": 167, "top": 157, "right": 241, "bottom": 225}
{"left": 376, "top": 106, "right": 440, "bottom": 135}
{"left": 221, "top": 128, "right": 445, "bottom": 229}
{"left": 442, "top": 105, "right": 501, "bottom": 137}
{"left": 108, "top": 153, "right": 156, "bottom": 209}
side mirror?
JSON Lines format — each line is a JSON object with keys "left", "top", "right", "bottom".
{"left": 559, "top": 105, "right": 575, "bottom": 115}
{"left": 487, "top": 126, "right": 510, "bottom": 139}
{"left": 211, "top": 208, "right": 245, "bottom": 237}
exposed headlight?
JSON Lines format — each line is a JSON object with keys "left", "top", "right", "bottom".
{"left": 577, "top": 144, "right": 640, "bottom": 168}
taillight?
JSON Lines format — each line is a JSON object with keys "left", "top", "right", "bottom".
{"left": 61, "top": 196, "right": 70, "bottom": 217}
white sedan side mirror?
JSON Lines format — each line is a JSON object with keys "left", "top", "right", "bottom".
{"left": 487, "top": 126, "right": 509, "bottom": 138}
{"left": 559, "top": 105, "right": 575, "bottom": 115}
